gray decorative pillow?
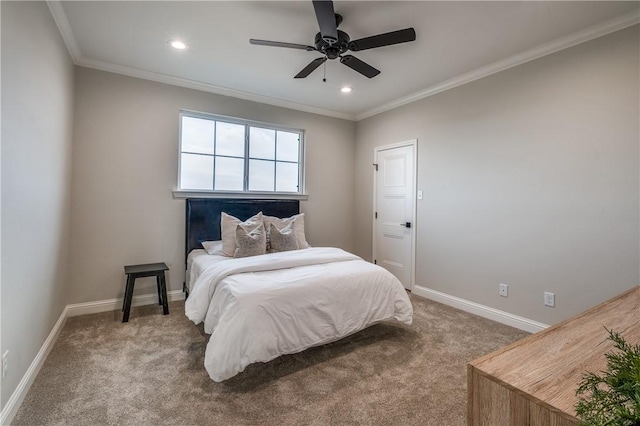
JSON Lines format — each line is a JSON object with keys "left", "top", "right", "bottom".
{"left": 269, "top": 222, "right": 299, "bottom": 253}
{"left": 221, "top": 211, "right": 263, "bottom": 257}
{"left": 264, "top": 213, "right": 309, "bottom": 249}
{"left": 234, "top": 223, "right": 266, "bottom": 258}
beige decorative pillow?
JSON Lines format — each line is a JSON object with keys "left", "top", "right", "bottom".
{"left": 264, "top": 213, "right": 309, "bottom": 251}
{"left": 221, "top": 211, "right": 263, "bottom": 257}
{"left": 268, "top": 222, "right": 299, "bottom": 253}
{"left": 234, "top": 223, "right": 266, "bottom": 258}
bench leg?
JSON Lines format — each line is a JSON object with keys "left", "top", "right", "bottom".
{"left": 122, "top": 275, "right": 135, "bottom": 322}
{"left": 123, "top": 275, "right": 131, "bottom": 312}
{"left": 159, "top": 272, "right": 169, "bottom": 315}
{"left": 157, "top": 278, "right": 162, "bottom": 305}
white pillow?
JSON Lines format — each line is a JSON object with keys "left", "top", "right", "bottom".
{"left": 264, "top": 213, "right": 309, "bottom": 251}
{"left": 221, "top": 211, "right": 264, "bottom": 257}
{"left": 201, "top": 240, "right": 223, "bottom": 255}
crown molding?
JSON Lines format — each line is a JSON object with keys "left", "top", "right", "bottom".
{"left": 46, "top": 1, "right": 638, "bottom": 123}
{"left": 75, "top": 57, "right": 356, "bottom": 121}
{"left": 46, "top": 1, "right": 81, "bottom": 64}
{"left": 45, "top": 1, "right": 355, "bottom": 121}
{"left": 356, "top": 9, "right": 640, "bottom": 121}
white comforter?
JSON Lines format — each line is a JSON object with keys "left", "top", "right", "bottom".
{"left": 185, "top": 247, "right": 413, "bottom": 382}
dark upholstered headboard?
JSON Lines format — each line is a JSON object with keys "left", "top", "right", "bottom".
{"left": 185, "top": 198, "right": 300, "bottom": 265}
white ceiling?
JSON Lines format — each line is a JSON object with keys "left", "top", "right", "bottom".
{"left": 52, "top": 1, "right": 639, "bottom": 121}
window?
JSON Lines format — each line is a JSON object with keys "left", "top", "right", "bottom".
{"left": 178, "top": 111, "right": 304, "bottom": 194}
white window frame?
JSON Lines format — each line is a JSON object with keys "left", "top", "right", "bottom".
{"left": 173, "top": 110, "right": 307, "bottom": 200}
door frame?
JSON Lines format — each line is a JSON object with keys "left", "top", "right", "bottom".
{"left": 372, "top": 139, "right": 418, "bottom": 291}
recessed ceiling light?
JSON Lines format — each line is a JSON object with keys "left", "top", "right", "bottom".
{"left": 169, "top": 40, "right": 188, "bottom": 50}
{"left": 341, "top": 87, "right": 352, "bottom": 93}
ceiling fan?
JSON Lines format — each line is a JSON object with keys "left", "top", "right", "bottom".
{"left": 249, "top": 0, "right": 416, "bottom": 79}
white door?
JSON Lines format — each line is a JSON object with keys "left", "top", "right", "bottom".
{"left": 373, "top": 142, "right": 416, "bottom": 290}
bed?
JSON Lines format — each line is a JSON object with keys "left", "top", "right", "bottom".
{"left": 183, "top": 198, "right": 413, "bottom": 382}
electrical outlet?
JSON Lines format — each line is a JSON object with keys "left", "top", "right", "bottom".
{"left": 417, "top": 190, "right": 423, "bottom": 200}
{"left": 544, "top": 292, "right": 555, "bottom": 307}
{"left": 499, "top": 283, "right": 508, "bottom": 297}
{"left": 2, "top": 351, "right": 8, "bottom": 379}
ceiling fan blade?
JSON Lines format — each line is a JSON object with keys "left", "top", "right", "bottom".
{"left": 294, "top": 57, "right": 327, "bottom": 79}
{"left": 250, "top": 39, "right": 316, "bottom": 51}
{"left": 312, "top": 0, "right": 338, "bottom": 44}
{"left": 348, "top": 28, "right": 416, "bottom": 52}
{"left": 340, "top": 55, "right": 380, "bottom": 78}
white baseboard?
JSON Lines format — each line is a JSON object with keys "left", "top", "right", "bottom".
{"left": 67, "top": 290, "right": 185, "bottom": 317}
{"left": 0, "top": 306, "right": 69, "bottom": 426}
{"left": 412, "top": 285, "right": 549, "bottom": 333}
{"left": 1, "top": 290, "right": 187, "bottom": 425}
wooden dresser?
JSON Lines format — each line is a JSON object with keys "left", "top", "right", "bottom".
{"left": 468, "top": 286, "right": 640, "bottom": 426}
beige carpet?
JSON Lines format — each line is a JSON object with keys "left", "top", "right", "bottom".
{"left": 12, "top": 295, "right": 528, "bottom": 426}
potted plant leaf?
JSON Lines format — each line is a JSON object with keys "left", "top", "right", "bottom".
{"left": 575, "top": 328, "right": 640, "bottom": 426}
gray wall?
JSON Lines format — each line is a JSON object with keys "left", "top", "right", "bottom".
{"left": 355, "top": 26, "right": 640, "bottom": 325}
{"left": 68, "top": 68, "right": 356, "bottom": 304}
{"left": 2, "top": 3, "right": 637, "bottom": 410}
{"left": 1, "top": 2, "right": 75, "bottom": 409}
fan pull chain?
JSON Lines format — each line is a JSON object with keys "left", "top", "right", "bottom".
{"left": 322, "top": 61, "right": 327, "bottom": 83}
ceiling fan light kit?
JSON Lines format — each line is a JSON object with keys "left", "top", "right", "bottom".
{"left": 249, "top": 0, "right": 416, "bottom": 80}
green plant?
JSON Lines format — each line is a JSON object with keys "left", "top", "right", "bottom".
{"left": 575, "top": 328, "right": 640, "bottom": 426}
